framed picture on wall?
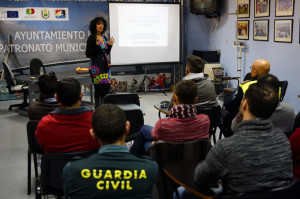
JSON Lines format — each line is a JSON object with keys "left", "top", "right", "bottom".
{"left": 275, "top": 0, "right": 294, "bottom": 17}
{"left": 238, "top": 0, "right": 250, "bottom": 18}
{"left": 238, "top": 20, "right": 249, "bottom": 40}
{"left": 274, "top": 19, "right": 293, "bottom": 43}
{"left": 254, "top": 0, "right": 270, "bottom": 17}
{"left": 253, "top": 20, "right": 269, "bottom": 41}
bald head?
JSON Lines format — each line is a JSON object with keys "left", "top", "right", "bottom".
{"left": 251, "top": 59, "right": 270, "bottom": 78}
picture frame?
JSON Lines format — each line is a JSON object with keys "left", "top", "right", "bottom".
{"left": 238, "top": 20, "right": 249, "bottom": 40}
{"left": 274, "top": 19, "right": 293, "bottom": 43}
{"left": 254, "top": 0, "right": 270, "bottom": 18}
{"left": 275, "top": 0, "right": 294, "bottom": 17}
{"left": 237, "top": 0, "right": 250, "bottom": 18}
{"left": 253, "top": 20, "right": 269, "bottom": 41}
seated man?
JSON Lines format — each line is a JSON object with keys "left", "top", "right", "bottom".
{"left": 169, "top": 55, "right": 218, "bottom": 109}
{"left": 62, "top": 104, "right": 158, "bottom": 198}
{"left": 189, "top": 82, "right": 292, "bottom": 198}
{"left": 231, "top": 74, "right": 295, "bottom": 136}
{"left": 223, "top": 59, "right": 270, "bottom": 137}
{"left": 28, "top": 74, "right": 59, "bottom": 120}
{"left": 130, "top": 80, "right": 210, "bottom": 156}
{"left": 224, "top": 59, "right": 270, "bottom": 114}
{"left": 36, "top": 78, "right": 100, "bottom": 153}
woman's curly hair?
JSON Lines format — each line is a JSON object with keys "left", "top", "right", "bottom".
{"left": 89, "top": 17, "right": 107, "bottom": 35}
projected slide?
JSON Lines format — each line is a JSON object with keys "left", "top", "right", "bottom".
{"left": 119, "top": 6, "right": 168, "bottom": 47}
{"left": 109, "top": 3, "right": 180, "bottom": 65}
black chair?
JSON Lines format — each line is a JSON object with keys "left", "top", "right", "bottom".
{"left": 196, "top": 105, "right": 222, "bottom": 144}
{"left": 2, "top": 62, "right": 29, "bottom": 111}
{"left": 30, "top": 58, "right": 46, "bottom": 75}
{"left": 146, "top": 139, "right": 212, "bottom": 199}
{"left": 233, "top": 178, "right": 300, "bottom": 199}
{"left": 35, "top": 150, "right": 97, "bottom": 199}
{"left": 102, "top": 93, "right": 144, "bottom": 142}
{"left": 102, "top": 92, "right": 140, "bottom": 106}
{"left": 27, "top": 120, "right": 43, "bottom": 195}
{"left": 279, "top": 80, "right": 288, "bottom": 102}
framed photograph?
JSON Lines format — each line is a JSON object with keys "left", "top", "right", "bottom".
{"left": 254, "top": 20, "right": 269, "bottom": 41}
{"left": 238, "top": 20, "right": 249, "bottom": 40}
{"left": 274, "top": 19, "right": 293, "bottom": 43}
{"left": 238, "top": 0, "right": 250, "bottom": 18}
{"left": 254, "top": 0, "right": 270, "bottom": 17}
{"left": 275, "top": 0, "right": 294, "bottom": 17}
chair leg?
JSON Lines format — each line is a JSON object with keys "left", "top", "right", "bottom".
{"left": 28, "top": 150, "right": 31, "bottom": 195}
{"left": 33, "top": 153, "right": 38, "bottom": 178}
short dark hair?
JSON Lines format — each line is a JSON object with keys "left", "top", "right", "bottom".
{"left": 257, "top": 74, "right": 280, "bottom": 91}
{"left": 38, "top": 74, "right": 57, "bottom": 100}
{"left": 56, "top": 78, "right": 81, "bottom": 107}
{"left": 186, "top": 55, "right": 205, "bottom": 73}
{"left": 92, "top": 104, "right": 126, "bottom": 143}
{"left": 89, "top": 17, "right": 107, "bottom": 35}
{"left": 174, "top": 80, "right": 197, "bottom": 104}
{"left": 244, "top": 82, "right": 279, "bottom": 119}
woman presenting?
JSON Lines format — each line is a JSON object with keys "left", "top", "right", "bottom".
{"left": 86, "top": 17, "right": 114, "bottom": 108}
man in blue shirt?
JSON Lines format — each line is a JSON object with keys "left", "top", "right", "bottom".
{"left": 62, "top": 104, "right": 158, "bottom": 199}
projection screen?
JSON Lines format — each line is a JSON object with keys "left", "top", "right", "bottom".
{"left": 109, "top": 2, "right": 180, "bottom": 66}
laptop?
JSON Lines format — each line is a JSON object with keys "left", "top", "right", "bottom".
{"left": 212, "top": 68, "right": 229, "bottom": 78}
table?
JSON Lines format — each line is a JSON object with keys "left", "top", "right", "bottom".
{"left": 164, "top": 160, "right": 216, "bottom": 199}
{"left": 14, "top": 71, "right": 93, "bottom": 104}
{"left": 154, "top": 104, "right": 169, "bottom": 119}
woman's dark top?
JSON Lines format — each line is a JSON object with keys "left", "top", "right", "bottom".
{"left": 85, "top": 34, "right": 112, "bottom": 85}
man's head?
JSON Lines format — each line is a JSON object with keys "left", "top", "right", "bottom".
{"left": 250, "top": 59, "right": 270, "bottom": 78}
{"left": 240, "top": 82, "right": 279, "bottom": 120}
{"left": 257, "top": 74, "right": 280, "bottom": 92}
{"left": 91, "top": 104, "right": 129, "bottom": 145}
{"left": 38, "top": 74, "right": 57, "bottom": 100}
{"left": 55, "top": 78, "right": 82, "bottom": 108}
{"left": 173, "top": 80, "right": 198, "bottom": 105}
{"left": 186, "top": 55, "right": 205, "bottom": 74}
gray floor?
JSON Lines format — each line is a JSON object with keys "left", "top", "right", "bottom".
{"left": 0, "top": 91, "right": 171, "bottom": 198}
{"left": 0, "top": 90, "right": 221, "bottom": 198}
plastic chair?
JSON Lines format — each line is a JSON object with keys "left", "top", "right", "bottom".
{"left": 35, "top": 150, "right": 97, "bottom": 199}
{"left": 233, "top": 178, "right": 300, "bottom": 199}
{"left": 27, "top": 120, "right": 43, "bottom": 195}
{"left": 2, "top": 62, "right": 29, "bottom": 111}
{"left": 30, "top": 58, "right": 46, "bottom": 75}
{"left": 102, "top": 93, "right": 140, "bottom": 106}
{"left": 102, "top": 93, "right": 144, "bottom": 142}
{"left": 196, "top": 105, "right": 222, "bottom": 144}
{"left": 146, "top": 139, "right": 212, "bottom": 199}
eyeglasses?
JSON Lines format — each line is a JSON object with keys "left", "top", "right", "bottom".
{"left": 250, "top": 66, "right": 257, "bottom": 72}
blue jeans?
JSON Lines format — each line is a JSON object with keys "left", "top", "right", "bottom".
{"left": 130, "top": 125, "right": 154, "bottom": 156}
{"left": 174, "top": 186, "right": 222, "bottom": 199}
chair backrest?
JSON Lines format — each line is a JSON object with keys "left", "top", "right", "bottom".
{"left": 102, "top": 93, "right": 140, "bottom": 106}
{"left": 233, "top": 178, "right": 300, "bottom": 199}
{"left": 40, "top": 150, "right": 97, "bottom": 196}
{"left": 2, "top": 62, "right": 16, "bottom": 92}
{"left": 279, "top": 81, "right": 288, "bottom": 102}
{"left": 124, "top": 108, "right": 144, "bottom": 142}
{"left": 146, "top": 139, "right": 212, "bottom": 199}
{"left": 27, "top": 120, "right": 43, "bottom": 154}
{"left": 30, "top": 58, "right": 45, "bottom": 75}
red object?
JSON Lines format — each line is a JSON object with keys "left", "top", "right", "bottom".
{"left": 36, "top": 110, "right": 100, "bottom": 153}
{"left": 289, "top": 128, "right": 300, "bottom": 178}
{"left": 156, "top": 74, "right": 167, "bottom": 88}
{"left": 151, "top": 114, "right": 210, "bottom": 142}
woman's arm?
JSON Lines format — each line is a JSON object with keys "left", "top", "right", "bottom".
{"left": 85, "top": 34, "right": 101, "bottom": 58}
